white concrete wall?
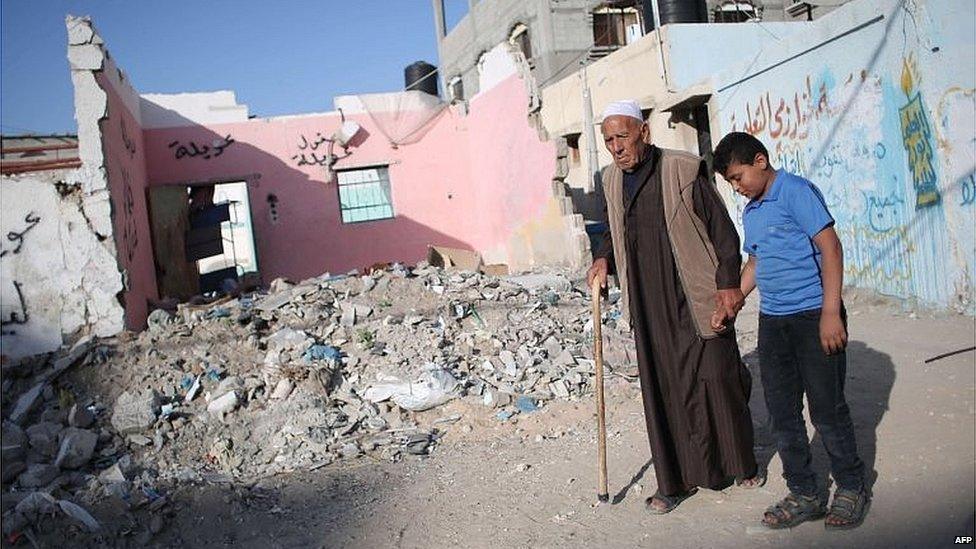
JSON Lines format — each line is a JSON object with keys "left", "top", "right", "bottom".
{"left": 0, "top": 171, "right": 125, "bottom": 359}
{"left": 140, "top": 91, "right": 249, "bottom": 129}
{"left": 712, "top": 0, "right": 975, "bottom": 311}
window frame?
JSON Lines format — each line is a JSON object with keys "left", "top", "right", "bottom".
{"left": 335, "top": 164, "right": 396, "bottom": 224}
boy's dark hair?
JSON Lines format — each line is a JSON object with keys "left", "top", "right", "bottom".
{"left": 712, "top": 132, "right": 770, "bottom": 176}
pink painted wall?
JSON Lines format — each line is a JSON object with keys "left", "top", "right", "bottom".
{"left": 142, "top": 74, "right": 555, "bottom": 284}
{"left": 97, "top": 72, "right": 157, "bottom": 330}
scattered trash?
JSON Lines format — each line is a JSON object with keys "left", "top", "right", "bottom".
{"left": 364, "top": 367, "right": 459, "bottom": 411}
{"left": 516, "top": 396, "right": 538, "bottom": 413}
{"left": 304, "top": 344, "right": 342, "bottom": 363}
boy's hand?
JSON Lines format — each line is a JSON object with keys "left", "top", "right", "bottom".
{"left": 819, "top": 312, "right": 847, "bottom": 354}
{"left": 710, "top": 308, "right": 730, "bottom": 332}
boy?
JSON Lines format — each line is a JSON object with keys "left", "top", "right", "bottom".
{"left": 711, "top": 132, "right": 868, "bottom": 530}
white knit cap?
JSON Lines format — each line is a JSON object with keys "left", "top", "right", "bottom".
{"left": 601, "top": 100, "right": 644, "bottom": 123}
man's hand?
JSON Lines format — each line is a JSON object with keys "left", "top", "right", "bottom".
{"left": 715, "top": 288, "right": 745, "bottom": 321}
{"left": 587, "top": 258, "right": 609, "bottom": 293}
{"left": 820, "top": 311, "right": 847, "bottom": 354}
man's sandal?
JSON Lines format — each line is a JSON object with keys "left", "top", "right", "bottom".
{"left": 825, "top": 488, "right": 870, "bottom": 530}
{"left": 735, "top": 471, "right": 767, "bottom": 489}
{"left": 645, "top": 487, "right": 699, "bottom": 514}
{"left": 761, "top": 493, "right": 827, "bottom": 529}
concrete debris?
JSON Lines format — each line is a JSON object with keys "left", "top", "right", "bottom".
{"left": 9, "top": 383, "right": 46, "bottom": 425}
{"left": 67, "top": 403, "right": 95, "bottom": 428}
{"left": 0, "top": 262, "right": 636, "bottom": 543}
{"left": 207, "top": 391, "right": 239, "bottom": 416}
{"left": 54, "top": 427, "right": 98, "bottom": 469}
{"left": 110, "top": 390, "right": 161, "bottom": 434}
{"left": 18, "top": 464, "right": 59, "bottom": 488}
{"left": 271, "top": 378, "right": 295, "bottom": 400}
{"left": 58, "top": 500, "right": 100, "bottom": 532}
{"left": 26, "top": 422, "right": 63, "bottom": 458}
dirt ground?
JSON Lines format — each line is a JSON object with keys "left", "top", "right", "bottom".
{"left": 39, "top": 293, "right": 969, "bottom": 549}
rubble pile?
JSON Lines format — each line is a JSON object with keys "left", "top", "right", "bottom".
{"left": 0, "top": 262, "right": 636, "bottom": 541}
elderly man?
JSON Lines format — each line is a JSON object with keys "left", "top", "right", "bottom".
{"left": 587, "top": 100, "right": 762, "bottom": 513}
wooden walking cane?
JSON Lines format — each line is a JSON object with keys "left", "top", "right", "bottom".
{"left": 591, "top": 278, "right": 609, "bottom": 503}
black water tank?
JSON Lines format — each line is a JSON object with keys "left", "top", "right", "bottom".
{"left": 404, "top": 61, "right": 439, "bottom": 96}
{"left": 643, "top": 0, "right": 708, "bottom": 32}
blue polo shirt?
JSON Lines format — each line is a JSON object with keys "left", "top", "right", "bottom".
{"left": 743, "top": 170, "right": 835, "bottom": 315}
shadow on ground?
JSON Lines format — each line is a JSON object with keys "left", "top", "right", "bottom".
{"left": 743, "top": 340, "right": 896, "bottom": 499}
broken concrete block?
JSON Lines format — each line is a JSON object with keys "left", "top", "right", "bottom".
{"left": 340, "top": 304, "right": 357, "bottom": 327}
{"left": 14, "top": 491, "right": 57, "bottom": 520}
{"left": 1, "top": 422, "right": 27, "bottom": 462}
{"left": 54, "top": 427, "right": 98, "bottom": 469}
{"left": 504, "top": 273, "right": 572, "bottom": 293}
{"left": 361, "top": 276, "right": 376, "bottom": 292}
{"left": 271, "top": 378, "right": 294, "bottom": 400}
{"left": 68, "top": 404, "right": 95, "bottom": 428}
{"left": 110, "top": 390, "right": 160, "bottom": 434}
{"left": 265, "top": 327, "right": 312, "bottom": 351}
{"left": 207, "top": 391, "right": 239, "bottom": 415}
{"left": 66, "top": 16, "right": 95, "bottom": 45}
{"left": 549, "top": 380, "right": 571, "bottom": 399}
{"left": 98, "top": 463, "right": 127, "bottom": 485}
{"left": 268, "top": 277, "right": 294, "bottom": 293}
{"left": 9, "top": 383, "right": 46, "bottom": 425}
{"left": 1, "top": 461, "right": 27, "bottom": 484}
{"left": 498, "top": 350, "right": 517, "bottom": 373}
{"left": 256, "top": 290, "right": 294, "bottom": 312}
{"left": 58, "top": 499, "right": 101, "bottom": 532}
{"left": 555, "top": 349, "right": 577, "bottom": 367}
{"left": 543, "top": 336, "right": 562, "bottom": 359}
{"left": 26, "top": 422, "right": 63, "bottom": 458}
{"left": 18, "top": 464, "right": 59, "bottom": 488}
{"left": 127, "top": 434, "right": 152, "bottom": 446}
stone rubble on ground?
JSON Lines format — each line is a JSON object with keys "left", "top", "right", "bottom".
{"left": 0, "top": 262, "right": 641, "bottom": 543}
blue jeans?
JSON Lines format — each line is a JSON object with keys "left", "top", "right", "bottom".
{"left": 758, "top": 307, "right": 865, "bottom": 496}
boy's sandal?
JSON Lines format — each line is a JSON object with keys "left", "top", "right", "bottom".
{"left": 761, "top": 493, "right": 826, "bottom": 529}
{"left": 645, "top": 487, "right": 699, "bottom": 514}
{"left": 736, "top": 471, "right": 767, "bottom": 489}
{"left": 825, "top": 488, "right": 870, "bottom": 530}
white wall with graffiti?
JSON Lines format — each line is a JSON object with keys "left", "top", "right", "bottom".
{"left": 713, "top": 0, "right": 975, "bottom": 312}
{"left": 0, "top": 172, "right": 126, "bottom": 359}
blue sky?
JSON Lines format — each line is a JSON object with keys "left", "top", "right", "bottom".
{"left": 1, "top": 1, "right": 472, "bottom": 135}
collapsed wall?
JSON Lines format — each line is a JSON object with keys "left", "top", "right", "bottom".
{"left": 67, "top": 16, "right": 157, "bottom": 329}
{"left": 0, "top": 16, "right": 163, "bottom": 360}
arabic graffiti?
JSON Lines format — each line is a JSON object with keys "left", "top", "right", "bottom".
{"left": 0, "top": 212, "right": 41, "bottom": 258}
{"left": 0, "top": 280, "right": 29, "bottom": 335}
{"left": 291, "top": 131, "right": 352, "bottom": 167}
{"left": 865, "top": 191, "right": 904, "bottom": 233}
{"left": 121, "top": 119, "right": 137, "bottom": 158}
{"left": 167, "top": 135, "right": 235, "bottom": 160}
{"left": 842, "top": 227, "right": 912, "bottom": 296}
{"left": 811, "top": 141, "right": 887, "bottom": 180}
{"left": 899, "top": 56, "right": 940, "bottom": 209}
{"left": 292, "top": 132, "right": 334, "bottom": 167}
{"left": 117, "top": 166, "right": 138, "bottom": 263}
{"left": 961, "top": 173, "right": 975, "bottom": 207}
{"left": 730, "top": 75, "right": 831, "bottom": 140}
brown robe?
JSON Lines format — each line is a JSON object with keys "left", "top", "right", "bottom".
{"left": 596, "top": 146, "right": 757, "bottom": 495}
